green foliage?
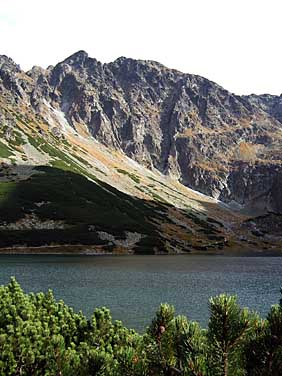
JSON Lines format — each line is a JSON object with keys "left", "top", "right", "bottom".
{"left": 146, "top": 304, "right": 176, "bottom": 374}
{"left": 173, "top": 316, "right": 207, "bottom": 375}
{"left": 116, "top": 168, "right": 141, "bottom": 184}
{"left": 0, "top": 181, "right": 17, "bottom": 205}
{"left": 0, "top": 279, "right": 281, "bottom": 375}
{"left": 0, "top": 140, "right": 13, "bottom": 158}
{"left": 244, "top": 304, "right": 282, "bottom": 376}
{"left": 207, "top": 295, "right": 257, "bottom": 376}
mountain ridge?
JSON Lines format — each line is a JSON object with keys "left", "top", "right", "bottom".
{"left": 1, "top": 51, "right": 282, "bottom": 253}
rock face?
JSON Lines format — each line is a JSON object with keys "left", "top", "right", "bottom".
{"left": 244, "top": 94, "right": 282, "bottom": 123}
{"left": 220, "top": 162, "right": 282, "bottom": 214}
{"left": 1, "top": 51, "right": 282, "bottom": 215}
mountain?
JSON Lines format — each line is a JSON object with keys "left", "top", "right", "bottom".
{"left": 0, "top": 51, "right": 281, "bottom": 253}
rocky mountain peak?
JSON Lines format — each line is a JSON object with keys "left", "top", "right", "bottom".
{"left": 63, "top": 50, "right": 89, "bottom": 65}
{"left": 60, "top": 50, "right": 103, "bottom": 72}
{"left": 0, "top": 55, "right": 20, "bottom": 71}
{"left": 108, "top": 56, "right": 180, "bottom": 88}
{"left": 1, "top": 51, "right": 282, "bottom": 217}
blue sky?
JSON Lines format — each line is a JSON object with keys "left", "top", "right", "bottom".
{"left": 1, "top": 0, "right": 281, "bottom": 95}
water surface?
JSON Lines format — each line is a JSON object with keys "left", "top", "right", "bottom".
{"left": 0, "top": 255, "right": 281, "bottom": 331}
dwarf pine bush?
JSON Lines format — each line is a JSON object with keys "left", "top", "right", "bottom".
{"left": 0, "top": 278, "right": 281, "bottom": 376}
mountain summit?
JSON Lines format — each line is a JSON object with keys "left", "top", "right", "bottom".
{"left": 0, "top": 51, "right": 282, "bottom": 253}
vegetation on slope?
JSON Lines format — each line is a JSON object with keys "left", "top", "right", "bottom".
{"left": 0, "top": 166, "right": 167, "bottom": 252}
{"left": 0, "top": 278, "right": 281, "bottom": 375}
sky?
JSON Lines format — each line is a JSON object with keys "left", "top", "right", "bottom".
{"left": 1, "top": 0, "right": 281, "bottom": 95}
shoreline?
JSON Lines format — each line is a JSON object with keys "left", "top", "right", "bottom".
{"left": 0, "top": 244, "right": 281, "bottom": 257}
{"left": 0, "top": 244, "right": 113, "bottom": 256}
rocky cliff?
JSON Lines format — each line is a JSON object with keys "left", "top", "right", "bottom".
{"left": 4, "top": 50, "right": 281, "bottom": 213}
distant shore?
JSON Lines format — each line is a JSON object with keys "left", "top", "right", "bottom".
{"left": 0, "top": 244, "right": 281, "bottom": 256}
{"left": 0, "top": 245, "right": 112, "bottom": 255}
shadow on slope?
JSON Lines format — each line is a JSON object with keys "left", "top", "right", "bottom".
{"left": 0, "top": 164, "right": 230, "bottom": 253}
{"left": 0, "top": 165, "right": 169, "bottom": 252}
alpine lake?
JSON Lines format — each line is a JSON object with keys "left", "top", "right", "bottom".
{"left": 0, "top": 254, "right": 281, "bottom": 332}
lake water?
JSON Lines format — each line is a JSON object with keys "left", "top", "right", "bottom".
{"left": 0, "top": 255, "right": 281, "bottom": 331}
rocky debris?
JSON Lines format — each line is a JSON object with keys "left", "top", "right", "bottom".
{"left": 97, "top": 231, "right": 144, "bottom": 250}
{"left": 0, "top": 213, "right": 67, "bottom": 230}
{"left": 22, "top": 142, "right": 51, "bottom": 165}
{"left": 1, "top": 52, "right": 282, "bottom": 215}
{"left": 3, "top": 126, "right": 15, "bottom": 141}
